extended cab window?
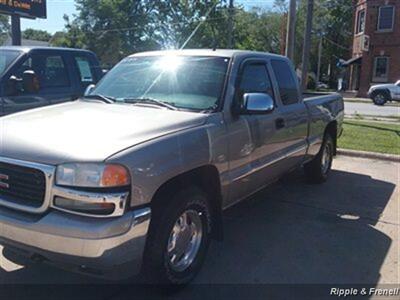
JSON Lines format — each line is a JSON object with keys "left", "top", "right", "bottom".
{"left": 74, "top": 56, "right": 95, "bottom": 83}
{"left": 42, "top": 55, "right": 70, "bottom": 87}
{"left": 271, "top": 60, "right": 299, "bottom": 105}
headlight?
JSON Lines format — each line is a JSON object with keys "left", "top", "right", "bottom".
{"left": 56, "top": 163, "right": 130, "bottom": 188}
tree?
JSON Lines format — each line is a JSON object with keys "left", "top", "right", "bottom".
{"left": 50, "top": 15, "right": 86, "bottom": 49}
{"left": 22, "top": 28, "right": 52, "bottom": 41}
{"left": 0, "top": 15, "right": 10, "bottom": 45}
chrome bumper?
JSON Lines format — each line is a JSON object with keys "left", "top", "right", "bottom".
{"left": 0, "top": 205, "right": 151, "bottom": 278}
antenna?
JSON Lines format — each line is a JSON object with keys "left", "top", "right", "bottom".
{"left": 180, "top": 1, "right": 220, "bottom": 50}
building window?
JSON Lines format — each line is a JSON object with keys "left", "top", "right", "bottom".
{"left": 356, "top": 9, "right": 366, "bottom": 34}
{"left": 373, "top": 57, "right": 389, "bottom": 82}
{"left": 377, "top": 6, "right": 395, "bottom": 31}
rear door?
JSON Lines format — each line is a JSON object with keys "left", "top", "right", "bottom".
{"left": 270, "top": 59, "right": 309, "bottom": 168}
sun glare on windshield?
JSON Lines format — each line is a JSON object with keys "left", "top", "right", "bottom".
{"left": 153, "top": 55, "right": 183, "bottom": 72}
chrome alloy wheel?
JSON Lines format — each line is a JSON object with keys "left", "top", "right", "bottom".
{"left": 321, "top": 142, "right": 332, "bottom": 175}
{"left": 167, "top": 210, "right": 203, "bottom": 272}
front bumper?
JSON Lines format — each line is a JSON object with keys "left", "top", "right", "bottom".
{"left": 0, "top": 205, "right": 151, "bottom": 279}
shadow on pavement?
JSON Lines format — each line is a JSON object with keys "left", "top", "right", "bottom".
{"left": 0, "top": 169, "right": 396, "bottom": 300}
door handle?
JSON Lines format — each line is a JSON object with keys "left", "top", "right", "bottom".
{"left": 275, "top": 118, "right": 285, "bottom": 129}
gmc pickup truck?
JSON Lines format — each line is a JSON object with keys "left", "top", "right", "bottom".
{"left": 0, "top": 46, "right": 103, "bottom": 116}
{"left": 0, "top": 50, "right": 344, "bottom": 284}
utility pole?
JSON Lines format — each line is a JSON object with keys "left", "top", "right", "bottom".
{"left": 11, "top": 14, "right": 21, "bottom": 46}
{"left": 285, "top": 0, "right": 296, "bottom": 60}
{"left": 316, "top": 38, "right": 322, "bottom": 84}
{"left": 227, "top": 0, "right": 234, "bottom": 49}
{"left": 301, "top": 0, "right": 314, "bottom": 91}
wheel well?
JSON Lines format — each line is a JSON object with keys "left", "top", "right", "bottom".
{"left": 325, "top": 121, "right": 338, "bottom": 155}
{"left": 150, "top": 165, "right": 224, "bottom": 240}
{"left": 373, "top": 89, "right": 392, "bottom": 100}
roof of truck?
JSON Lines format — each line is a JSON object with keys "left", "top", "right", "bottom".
{"left": 130, "top": 49, "right": 286, "bottom": 59}
{"left": 0, "top": 46, "right": 93, "bottom": 53}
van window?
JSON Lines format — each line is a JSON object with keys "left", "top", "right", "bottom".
{"left": 271, "top": 60, "right": 299, "bottom": 105}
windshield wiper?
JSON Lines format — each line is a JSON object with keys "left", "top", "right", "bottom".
{"left": 122, "top": 97, "right": 178, "bottom": 110}
{"left": 83, "top": 94, "right": 116, "bottom": 104}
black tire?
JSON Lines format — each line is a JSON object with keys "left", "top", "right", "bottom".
{"left": 372, "top": 91, "right": 389, "bottom": 106}
{"left": 304, "top": 134, "right": 334, "bottom": 183}
{"left": 142, "top": 186, "right": 212, "bottom": 285}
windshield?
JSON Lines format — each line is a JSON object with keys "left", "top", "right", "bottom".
{"left": 0, "top": 50, "right": 21, "bottom": 75}
{"left": 92, "top": 55, "right": 230, "bottom": 111}
{"left": 396, "top": 80, "right": 400, "bottom": 86}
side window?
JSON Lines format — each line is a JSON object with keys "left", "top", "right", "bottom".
{"left": 271, "top": 60, "right": 299, "bottom": 105}
{"left": 239, "top": 63, "right": 274, "bottom": 97}
{"left": 41, "top": 55, "right": 70, "bottom": 88}
{"left": 74, "top": 56, "right": 95, "bottom": 84}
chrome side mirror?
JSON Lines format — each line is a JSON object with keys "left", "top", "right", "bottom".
{"left": 84, "top": 84, "right": 96, "bottom": 96}
{"left": 243, "top": 93, "right": 274, "bottom": 114}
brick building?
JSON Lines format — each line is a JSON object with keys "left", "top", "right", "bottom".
{"left": 348, "top": 0, "right": 400, "bottom": 97}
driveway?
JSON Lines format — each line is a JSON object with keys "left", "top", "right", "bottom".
{"left": 345, "top": 101, "right": 399, "bottom": 117}
{"left": 0, "top": 156, "right": 399, "bottom": 299}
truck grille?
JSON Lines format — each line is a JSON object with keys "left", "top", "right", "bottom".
{"left": 0, "top": 162, "right": 46, "bottom": 208}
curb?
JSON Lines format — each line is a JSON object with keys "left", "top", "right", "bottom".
{"left": 337, "top": 148, "right": 400, "bottom": 163}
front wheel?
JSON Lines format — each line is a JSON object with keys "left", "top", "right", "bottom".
{"left": 304, "top": 134, "right": 334, "bottom": 183}
{"left": 372, "top": 91, "right": 389, "bottom": 106}
{"left": 142, "top": 187, "right": 212, "bottom": 285}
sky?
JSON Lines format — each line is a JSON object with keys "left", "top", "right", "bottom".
{"left": 20, "top": 0, "right": 277, "bottom": 34}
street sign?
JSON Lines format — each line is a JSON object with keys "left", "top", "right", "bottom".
{"left": 0, "top": 0, "right": 47, "bottom": 19}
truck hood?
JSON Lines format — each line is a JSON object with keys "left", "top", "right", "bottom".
{"left": 0, "top": 100, "right": 208, "bottom": 165}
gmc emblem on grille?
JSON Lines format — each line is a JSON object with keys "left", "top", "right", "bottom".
{"left": 0, "top": 174, "right": 9, "bottom": 189}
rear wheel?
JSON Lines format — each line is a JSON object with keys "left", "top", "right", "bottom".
{"left": 142, "top": 187, "right": 212, "bottom": 285}
{"left": 304, "top": 134, "right": 334, "bottom": 183}
{"left": 372, "top": 91, "right": 389, "bottom": 106}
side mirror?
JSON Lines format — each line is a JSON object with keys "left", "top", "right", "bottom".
{"left": 6, "top": 75, "right": 19, "bottom": 96}
{"left": 22, "top": 70, "right": 40, "bottom": 93}
{"left": 84, "top": 84, "right": 96, "bottom": 96}
{"left": 242, "top": 93, "right": 274, "bottom": 114}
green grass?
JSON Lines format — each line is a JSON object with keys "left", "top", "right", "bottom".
{"left": 338, "top": 120, "right": 400, "bottom": 155}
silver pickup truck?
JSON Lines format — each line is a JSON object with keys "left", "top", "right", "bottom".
{"left": 0, "top": 50, "right": 344, "bottom": 284}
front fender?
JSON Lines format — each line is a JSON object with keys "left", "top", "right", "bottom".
{"left": 107, "top": 114, "right": 229, "bottom": 207}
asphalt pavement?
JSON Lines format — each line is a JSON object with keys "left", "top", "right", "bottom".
{"left": 344, "top": 101, "right": 400, "bottom": 117}
{"left": 0, "top": 156, "right": 399, "bottom": 299}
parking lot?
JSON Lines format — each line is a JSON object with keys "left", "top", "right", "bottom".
{"left": 0, "top": 156, "right": 398, "bottom": 299}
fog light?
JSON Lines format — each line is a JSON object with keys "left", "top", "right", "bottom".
{"left": 54, "top": 197, "right": 115, "bottom": 216}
